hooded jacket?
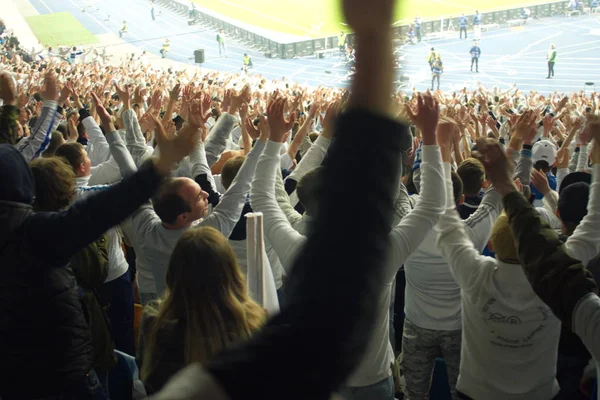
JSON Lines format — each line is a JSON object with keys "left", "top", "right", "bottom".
{"left": 0, "top": 144, "right": 164, "bottom": 398}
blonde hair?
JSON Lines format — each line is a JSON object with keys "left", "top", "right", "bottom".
{"left": 490, "top": 213, "right": 518, "bottom": 262}
{"left": 141, "top": 227, "right": 266, "bottom": 380}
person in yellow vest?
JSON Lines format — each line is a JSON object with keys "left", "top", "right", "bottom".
{"left": 160, "top": 38, "right": 170, "bottom": 58}
{"left": 427, "top": 47, "right": 438, "bottom": 71}
{"left": 242, "top": 53, "right": 253, "bottom": 73}
{"left": 546, "top": 44, "right": 557, "bottom": 79}
{"left": 119, "top": 21, "right": 127, "bottom": 39}
{"left": 339, "top": 31, "right": 347, "bottom": 57}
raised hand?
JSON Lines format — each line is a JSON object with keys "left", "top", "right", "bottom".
{"left": 0, "top": 72, "right": 17, "bottom": 105}
{"left": 114, "top": 83, "right": 131, "bottom": 105}
{"left": 41, "top": 71, "right": 59, "bottom": 101}
{"left": 531, "top": 169, "right": 551, "bottom": 196}
{"left": 472, "top": 137, "right": 517, "bottom": 196}
{"left": 90, "top": 91, "right": 115, "bottom": 134}
{"left": 405, "top": 93, "right": 439, "bottom": 145}
{"left": 151, "top": 112, "right": 200, "bottom": 176}
{"left": 267, "top": 97, "right": 296, "bottom": 143}
{"left": 321, "top": 100, "right": 340, "bottom": 140}
{"left": 243, "top": 116, "right": 260, "bottom": 140}
{"left": 258, "top": 115, "right": 269, "bottom": 142}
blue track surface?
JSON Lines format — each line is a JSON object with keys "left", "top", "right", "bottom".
{"left": 401, "top": 15, "right": 600, "bottom": 94}
{"left": 29, "top": 0, "right": 353, "bottom": 87}
{"left": 29, "top": 0, "right": 600, "bottom": 93}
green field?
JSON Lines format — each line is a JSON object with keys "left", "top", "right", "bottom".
{"left": 194, "top": 0, "right": 555, "bottom": 37}
{"left": 26, "top": 12, "right": 98, "bottom": 47}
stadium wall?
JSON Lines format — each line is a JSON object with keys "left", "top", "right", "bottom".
{"left": 156, "top": 0, "right": 574, "bottom": 59}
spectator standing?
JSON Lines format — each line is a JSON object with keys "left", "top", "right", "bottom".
{"left": 547, "top": 44, "right": 557, "bottom": 79}
{"left": 339, "top": 31, "right": 347, "bottom": 57}
{"left": 217, "top": 29, "right": 227, "bottom": 58}
{"left": 414, "top": 16, "right": 422, "bottom": 42}
{"left": 473, "top": 10, "right": 482, "bottom": 40}
{"left": 431, "top": 55, "right": 443, "bottom": 91}
{"left": 427, "top": 47, "right": 437, "bottom": 71}
{"left": 470, "top": 41, "right": 481, "bottom": 73}
{"left": 459, "top": 14, "right": 468, "bottom": 39}
{"left": 160, "top": 38, "right": 170, "bottom": 58}
{"left": 119, "top": 20, "right": 127, "bottom": 39}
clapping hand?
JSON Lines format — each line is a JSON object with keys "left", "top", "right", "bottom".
{"left": 472, "top": 137, "right": 517, "bottom": 197}
{"left": 405, "top": 93, "right": 439, "bottom": 145}
{"left": 267, "top": 96, "right": 296, "bottom": 143}
{"left": 151, "top": 112, "right": 200, "bottom": 176}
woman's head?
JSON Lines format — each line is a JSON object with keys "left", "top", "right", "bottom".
{"left": 30, "top": 157, "right": 76, "bottom": 211}
{"left": 141, "top": 227, "right": 266, "bottom": 379}
{"left": 165, "top": 227, "right": 251, "bottom": 307}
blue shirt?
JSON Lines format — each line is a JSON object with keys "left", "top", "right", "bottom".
{"left": 531, "top": 172, "right": 557, "bottom": 200}
{"left": 474, "top": 14, "right": 482, "bottom": 25}
{"left": 470, "top": 46, "right": 481, "bottom": 58}
{"left": 459, "top": 16, "right": 467, "bottom": 27}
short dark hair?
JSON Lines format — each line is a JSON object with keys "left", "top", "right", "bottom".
{"left": 55, "top": 142, "right": 84, "bottom": 172}
{"left": 534, "top": 160, "right": 551, "bottom": 173}
{"left": 221, "top": 155, "right": 245, "bottom": 190}
{"left": 457, "top": 158, "right": 485, "bottom": 196}
{"left": 451, "top": 171, "right": 464, "bottom": 206}
{"left": 297, "top": 166, "right": 322, "bottom": 216}
{"left": 152, "top": 178, "right": 191, "bottom": 225}
{"left": 558, "top": 182, "right": 589, "bottom": 230}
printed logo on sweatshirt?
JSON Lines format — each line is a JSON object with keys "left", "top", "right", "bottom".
{"left": 482, "top": 298, "right": 551, "bottom": 349}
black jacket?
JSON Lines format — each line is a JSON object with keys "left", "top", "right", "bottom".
{"left": 0, "top": 145, "right": 163, "bottom": 399}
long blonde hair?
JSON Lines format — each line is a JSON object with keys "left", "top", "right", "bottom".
{"left": 141, "top": 227, "right": 266, "bottom": 380}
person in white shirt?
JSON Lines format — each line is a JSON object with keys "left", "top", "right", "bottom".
{"left": 251, "top": 93, "right": 441, "bottom": 399}
{"left": 437, "top": 129, "right": 600, "bottom": 399}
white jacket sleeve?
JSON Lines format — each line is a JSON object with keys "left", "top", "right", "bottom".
{"left": 286, "top": 135, "right": 331, "bottom": 185}
{"left": 17, "top": 100, "right": 59, "bottom": 162}
{"left": 190, "top": 140, "right": 218, "bottom": 191}
{"left": 123, "top": 109, "right": 153, "bottom": 167}
{"left": 565, "top": 164, "right": 600, "bottom": 265}
{"left": 250, "top": 140, "right": 307, "bottom": 273}
{"left": 464, "top": 186, "right": 503, "bottom": 252}
{"left": 274, "top": 167, "right": 303, "bottom": 227}
{"left": 205, "top": 113, "right": 236, "bottom": 167}
{"left": 386, "top": 146, "right": 446, "bottom": 281}
{"left": 200, "top": 139, "right": 265, "bottom": 238}
{"left": 436, "top": 163, "right": 498, "bottom": 295}
{"left": 84, "top": 116, "right": 111, "bottom": 166}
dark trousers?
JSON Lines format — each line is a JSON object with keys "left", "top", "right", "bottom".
{"left": 460, "top": 27, "right": 467, "bottom": 39}
{"left": 432, "top": 75, "right": 440, "bottom": 90}
{"left": 416, "top": 27, "right": 422, "bottom": 42}
{"left": 471, "top": 57, "right": 479, "bottom": 71}
{"left": 104, "top": 268, "right": 135, "bottom": 356}
{"left": 548, "top": 61, "right": 555, "bottom": 77}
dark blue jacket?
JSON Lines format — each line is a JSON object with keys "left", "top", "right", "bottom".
{"left": 0, "top": 145, "right": 163, "bottom": 398}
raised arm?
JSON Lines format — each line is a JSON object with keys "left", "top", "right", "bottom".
{"left": 27, "top": 116, "right": 200, "bottom": 267}
{"left": 202, "top": 134, "right": 265, "bottom": 239}
{"left": 249, "top": 109, "right": 306, "bottom": 271}
{"left": 565, "top": 122, "right": 600, "bottom": 264}
{"left": 17, "top": 72, "right": 61, "bottom": 162}
{"left": 387, "top": 94, "right": 445, "bottom": 279}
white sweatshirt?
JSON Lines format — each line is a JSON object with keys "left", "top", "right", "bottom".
{"left": 122, "top": 140, "right": 266, "bottom": 295}
{"left": 251, "top": 142, "right": 446, "bottom": 387}
{"left": 436, "top": 163, "right": 561, "bottom": 400}
{"left": 403, "top": 181, "right": 502, "bottom": 331}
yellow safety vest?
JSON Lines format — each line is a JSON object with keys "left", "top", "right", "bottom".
{"left": 339, "top": 34, "right": 346, "bottom": 46}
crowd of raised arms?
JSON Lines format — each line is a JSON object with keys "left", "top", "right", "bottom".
{"left": 2, "top": 1, "right": 600, "bottom": 400}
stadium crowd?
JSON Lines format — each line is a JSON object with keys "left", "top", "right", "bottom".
{"left": 2, "top": 0, "right": 600, "bottom": 399}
